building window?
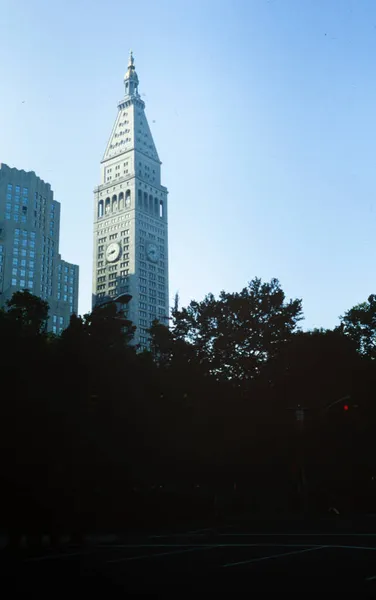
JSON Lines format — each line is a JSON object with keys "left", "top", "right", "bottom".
{"left": 52, "top": 325, "right": 57, "bottom": 334}
{"left": 20, "top": 280, "right": 25, "bottom": 287}
{"left": 12, "top": 258, "right": 18, "bottom": 266}
{"left": 15, "top": 186, "right": 20, "bottom": 193}
{"left": 7, "top": 184, "right": 12, "bottom": 192}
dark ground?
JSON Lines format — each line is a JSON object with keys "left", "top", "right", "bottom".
{"left": 3, "top": 515, "right": 376, "bottom": 593}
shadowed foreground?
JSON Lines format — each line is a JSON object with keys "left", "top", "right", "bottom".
{"left": 4, "top": 516, "right": 376, "bottom": 593}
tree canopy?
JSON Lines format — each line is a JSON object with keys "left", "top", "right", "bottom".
{"left": 168, "top": 277, "right": 303, "bottom": 384}
{"left": 340, "top": 294, "right": 376, "bottom": 359}
{"left": 1, "top": 278, "right": 376, "bottom": 539}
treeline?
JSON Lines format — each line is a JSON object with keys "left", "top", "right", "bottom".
{"left": 1, "top": 277, "right": 376, "bottom": 539}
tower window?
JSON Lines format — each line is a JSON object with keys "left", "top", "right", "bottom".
{"left": 98, "top": 200, "right": 104, "bottom": 218}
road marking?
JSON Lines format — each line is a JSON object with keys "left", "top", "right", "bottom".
{"left": 223, "top": 545, "right": 326, "bottom": 568}
{"left": 328, "top": 544, "right": 376, "bottom": 551}
{"left": 107, "top": 544, "right": 217, "bottom": 563}
{"left": 23, "top": 542, "right": 376, "bottom": 565}
{"left": 24, "top": 551, "right": 88, "bottom": 562}
{"left": 219, "top": 532, "right": 376, "bottom": 537}
{"left": 99, "top": 542, "right": 326, "bottom": 549}
{"left": 149, "top": 533, "right": 206, "bottom": 538}
{"left": 97, "top": 542, "right": 376, "bottom": 552}
{"left": 149, "top": 526, "right": 221, "bottom": 539}
{"left": 184, "top": 527, "right": 218, "bottom": 534}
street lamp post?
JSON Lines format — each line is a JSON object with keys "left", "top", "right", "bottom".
{"left": 97, "top": 293, "right": 132, "bottom": 309}
{"left": 287, "top": 394, "right": 356, "bottom": 514}
{"left": 286, "top": 405, "right": 309, "bottom": 509}
{"left": 89, "top": 293, "right": 133, "bottom": 407}
{"left": 95, "top": 293, "right": 132, "bottom": 321}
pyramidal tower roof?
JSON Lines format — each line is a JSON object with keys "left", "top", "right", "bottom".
{"left": 102, "top": 52, "right": 160, "bottom": 164}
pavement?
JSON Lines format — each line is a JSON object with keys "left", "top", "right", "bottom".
{"left": 3, "top": 517, "right": 376, "bottom": 593}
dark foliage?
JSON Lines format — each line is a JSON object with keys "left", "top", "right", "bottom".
{"left": 1, "top": 278, "right": 376, "bottom": 541}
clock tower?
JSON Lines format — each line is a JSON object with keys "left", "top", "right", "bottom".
{"left": 92, "top": 52, "right": 169, "bottom": 348}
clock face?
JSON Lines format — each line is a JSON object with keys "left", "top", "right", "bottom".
{"left": 146, "top": 242, "right": 159, "bottom": 263}
{"left": 106, "top": 242, "right": 121, "bottom": 263}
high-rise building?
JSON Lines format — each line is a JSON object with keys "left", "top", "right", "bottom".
{"left": 0, "top": 163, "right": 79, "bottom": 334}
{"left": 92, "top": 52, "right": 169, "bottom": 348}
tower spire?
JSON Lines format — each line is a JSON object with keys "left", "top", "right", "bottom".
{"left": 124, "top": 50, "right": 139, "bottom": 96}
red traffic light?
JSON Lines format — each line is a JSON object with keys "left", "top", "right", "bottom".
{"left": 343, "top": 404, "right": 349, "bottom": 411}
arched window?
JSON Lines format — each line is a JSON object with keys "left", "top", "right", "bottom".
{"left": 118, "top": 192, "right": 124, "bottom": 210}
{"left": 125, "top": 189, "right": 131, "bottom": 208}
{"left": 154, "top": 197, "right": 159, "bottom": 216}
{"left": 98, "top": 200, "right": 104, "bottom": 218}
{"left": 159, "top": 200, "right": 164, "bottom": 219}
{"left": 112, "top": 194, "right": 117, "bottom": 212}
{"left": 138, "top": 189, "right": 142, "bottom": 206}
{"left": 144, "top": 192, "right": 148, "bottom": 211}
{"left": 105, "top": 197, "right": 111, "bottom": 214}
{"left": 149, "top": 194, "right": 153, "bottom": 213}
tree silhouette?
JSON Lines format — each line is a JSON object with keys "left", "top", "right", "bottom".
{"left": 340, "top": 294, "right": 376, "bottom": 359}
{"left": 171, "top": 277, "right": 303, "bottom": 384}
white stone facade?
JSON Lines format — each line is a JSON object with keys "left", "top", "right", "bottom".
{"left": 92, "top": 53, "right": 169, "bottom": 348}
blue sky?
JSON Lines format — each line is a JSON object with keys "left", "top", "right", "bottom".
{"left": 1, "top": 0, "right": 375, "bottom": 329}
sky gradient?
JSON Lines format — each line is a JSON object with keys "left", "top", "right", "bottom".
{"left": 1, "top": 0, "right": 375, "bottom": 329}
